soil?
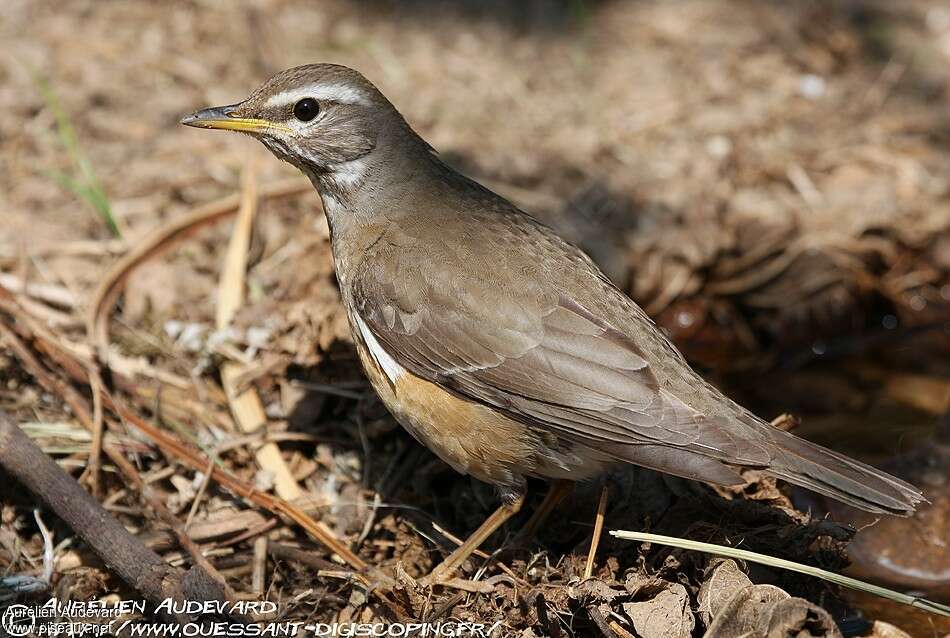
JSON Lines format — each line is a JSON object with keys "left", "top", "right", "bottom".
{"left": 1, "top": 1, "right": 948, "bottom": 636}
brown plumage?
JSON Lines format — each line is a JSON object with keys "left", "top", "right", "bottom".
{"left": 182, "top": 64, "right": 922, "bottom": 524}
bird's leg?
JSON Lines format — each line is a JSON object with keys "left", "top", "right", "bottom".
{"left": 423, "top": 491, "right": 525, "bottom": 585}
{"left": 515, "top": 479, "right": 573, "bottom": 545}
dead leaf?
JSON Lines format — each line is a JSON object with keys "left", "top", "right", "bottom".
{"left": 704, "top": 584, "right": 843, "bottom": 638}
{"left": 621, "top": 582, "right": 695, "bottom": 638}
{"left": 704, "top": 584, "right": 789, "bottom": 637}
{"left": 573, "top": 578, "right": 627, "bottom": 603}
{"left": 757, "top": 597, "right": 842, "bottom": 638}
{"left": 698, "top": 559, "right": 753, "bottom": 625}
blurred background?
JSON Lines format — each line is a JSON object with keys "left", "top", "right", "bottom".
{"left": 1, "top": 0, "right": 948, "bottom": 635}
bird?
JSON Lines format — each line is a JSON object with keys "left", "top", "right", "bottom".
{"left": 182, "top": 64, "right": 922, "bottom": 583}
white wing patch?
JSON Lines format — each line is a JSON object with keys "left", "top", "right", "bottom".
{"left": 265, "top": 83, "right": 370, "bottom": 108}
{"left": 354, "top": 313, "right": 405, "bottom": 384}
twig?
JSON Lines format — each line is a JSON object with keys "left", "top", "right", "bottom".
{"left": 137, "top": 467, "right": 239, "bottom": 603}
{"left": 268, "top": 543, "right": 343, "bottom": 572}
{"left": 0, "top": 316, "right": 234, "bottom": 596}
{"left": 356, "top": 492, "right": 382, "bottom": 548}
{"left": 608, "top": 620, "right": 637, "bottom": 638}
{"left": 587, "top": 605, "right": 614, "bottom": 638}
{"left": 0, "top": 410, "right": 233, "bottom": 619}
{"left": 583, "top": 485, "right": 609, "bottom": 580}
{"left": 430, "top": 522, "right": 526, "bottom": 586}
{"left": 218, "top": 518, "right": 279, "bottom": 548}
{"left": 0, "top": 282, "right": 200, "bottom": 397}
{"left": 291, "top": 379, "right": 366, "bottom": 400}
{"left": 185, "top": 454, "right": 217, "bottom": 530}
{"left": 434, "top": 578, "right": 501, "bottom": 594}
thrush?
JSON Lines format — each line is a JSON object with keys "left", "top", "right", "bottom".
{"left": 182, "top": 64, "right": 922, "bottom": 582}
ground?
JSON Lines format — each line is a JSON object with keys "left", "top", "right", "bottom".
{"left": 1, "top": 1, "right": 948, "bottom": 636}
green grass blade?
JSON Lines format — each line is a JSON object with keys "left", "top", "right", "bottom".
{"left": 32, "top": 72, "right": 121, "bottom": 237}
{"left": 609, "top": 530, "right": 950, "bottom": 617}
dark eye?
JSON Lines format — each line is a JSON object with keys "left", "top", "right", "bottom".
{"left": 293, "top": 98, "right": 320, "bottom": 122}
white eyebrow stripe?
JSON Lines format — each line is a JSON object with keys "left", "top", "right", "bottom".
{"left": 264, "top": 84, "right": 370, "bottom": 108}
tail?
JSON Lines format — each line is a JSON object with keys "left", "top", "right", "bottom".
{"left": 760, "top": 426, "right": 924, "bottom": 516}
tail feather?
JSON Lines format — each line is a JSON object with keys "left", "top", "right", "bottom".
{"left": 760, "top": 426, "right": 924, "bottom": 516}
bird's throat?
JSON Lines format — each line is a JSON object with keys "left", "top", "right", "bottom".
{"left": 305, "top": 158, "right": 367, "bottom": 222}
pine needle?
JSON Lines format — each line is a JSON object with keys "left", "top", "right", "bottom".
{"left": 610, "top": 530, "right": 950, "bottom": 617}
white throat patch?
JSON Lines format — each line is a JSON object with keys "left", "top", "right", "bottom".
{"left": 331, "top": 156, "right": 368, "bottom": 190}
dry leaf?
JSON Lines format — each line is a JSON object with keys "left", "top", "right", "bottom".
{"left": 622, "top": 583, "right": 695, "bottom": 638}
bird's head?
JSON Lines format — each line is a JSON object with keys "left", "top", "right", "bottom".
{"left": 181, "top": 64, "right": 424, "bottom": 195}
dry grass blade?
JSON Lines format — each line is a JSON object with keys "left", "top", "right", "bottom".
{"left": 0, "top": 411, "right": 233, "bottom": 614}
{"left": 217, "top": 161, "right": 259, "bottom": 329}
{"left": 86, "top": 176, "right": 310, "bottom": 358}
{"left": 0, "top": 273, "right": 77, "bottom": 309}
{"left": 583, "top": 484, "right": 609, "bottom": 580}
{"left": 110, "top": 399, "right": 370, "bottom": 574}
{"left": 0, "top": 318, "right": 233, "bottom": 596}
{"left": 609, "top": 531, "right": 950, "bottom": 618}
{"left": 252, "top": 536, "right": 268, "bottom": 596}
{"left": 79, "top": 371, "right": 105, "bottom": 497}
{"left": 7, "top": 279, "right": 371, "bottom": 576}
{"left": 216, "top": 159, "right": 302, "bottom": 501}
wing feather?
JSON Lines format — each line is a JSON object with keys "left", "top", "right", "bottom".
{"left": 351, "top": 253, "right": 773, "bottom": 471}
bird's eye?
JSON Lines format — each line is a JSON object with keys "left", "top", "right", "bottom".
{"left": 293, "top": 98, "right": 320, "bottom": 122}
